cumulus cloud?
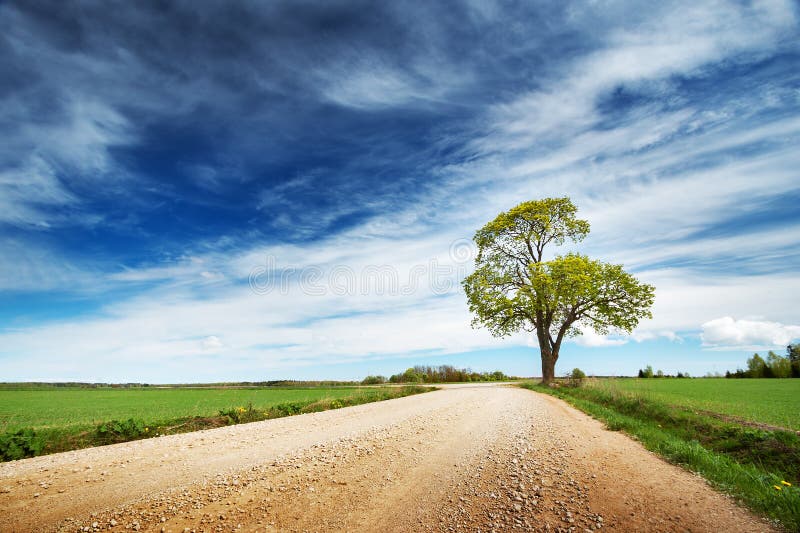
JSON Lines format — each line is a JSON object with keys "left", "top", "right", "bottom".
{"left": 701, "top": 317, "right": 800, "bottom": 349}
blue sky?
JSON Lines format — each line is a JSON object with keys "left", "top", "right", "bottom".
{"left": 1, "top": 0, "right": 799, "bottom": 382}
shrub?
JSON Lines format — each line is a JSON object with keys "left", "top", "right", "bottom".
{"left": 0, "top": 428, "right": 44, "bottom": 461}
{"left": 270, "top": 401, "right": 306, "bottom": 417}
{"left": 95, "top": 418, "right": 146, "bottom": 444}
{"left": 361, "top": 375, "right": 387, "bottom": 385}
{"left": 329, "top": 399, "right": 344, "bottom": 409}
{"left": 568, "top": 368, "right": 586, "bottom": 387}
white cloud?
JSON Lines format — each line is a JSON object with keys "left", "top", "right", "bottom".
{"left": 201, "top": 335, "right": 224, "bottom": 350}
{"left": 701, "top": 316, "right": 800, "bottom": 349}
{"left": 571, "top": 328, "right": 629, "bottom": 348}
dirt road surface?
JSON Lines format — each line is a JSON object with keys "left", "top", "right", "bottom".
{"left": 0, "top": 384, "right": 777, "bottom": 532}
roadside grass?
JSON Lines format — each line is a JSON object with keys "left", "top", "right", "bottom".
{"left": 520, "top": 380, "right": 800, "bottom": 531}
{"left": 0, "top": 385, "right": 433, "bottom": 462}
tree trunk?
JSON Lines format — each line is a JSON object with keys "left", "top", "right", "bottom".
{"left": 540, "top": 350, "right": 556, "bottom": 385}
{"left": 536, "top": 324, "right": 558, "bottom": 385}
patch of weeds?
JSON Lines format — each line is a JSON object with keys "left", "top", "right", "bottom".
{"left": 0, "top": 428, "right": 44, "bottom": 461}
{"left": 95, "top": 418, "right": 147, "bottom": 444}
{"left": 219, "top": 403, "right": 264, "bottom": 424}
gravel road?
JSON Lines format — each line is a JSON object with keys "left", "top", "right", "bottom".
{"left": 0, "top": 384, "right": 777, "bottom": 532}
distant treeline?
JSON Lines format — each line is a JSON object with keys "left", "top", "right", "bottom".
{"left": 362, "top": 365, "right": 513, "bottom": 384}
{"left": 726, "top": 344, "right": 800, "bottom": 379}
{"left": 636, "top": 365, "right": 691, "bottom": 378}
{"left": 0, "top": 382, "right": 153, "bottom": 390}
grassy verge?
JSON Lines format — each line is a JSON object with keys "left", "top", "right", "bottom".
{"left": 520, "top": 381, "right": 800, "bottom": 531}
{"left": 0, "top": 385, "right": 433, "bottom": 462}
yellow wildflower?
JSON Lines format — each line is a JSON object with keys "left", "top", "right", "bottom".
{"left": 781, "top": 481, "right": 792, "bottom": 487}
{"left": 773, "top": 485, "right": 782, "bottom": 491}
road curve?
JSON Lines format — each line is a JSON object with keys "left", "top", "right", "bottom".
{"left": 0, "top": 384, "right": 776, "bottom": 532}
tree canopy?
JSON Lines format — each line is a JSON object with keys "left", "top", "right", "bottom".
{"left": 463, "top": 197, "right": 655, "bottom": 383}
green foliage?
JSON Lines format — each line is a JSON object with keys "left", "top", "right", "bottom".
{"left": 0, "top": 428, "right": 44, "bottom": 461}
{"left": 403, "top": 368, "right": 423, "bottom": 383}
{"left": 567, "top": 368, "right": 586, "bottom": 387}
{"left": 727, "top": 350, "right": 797, "bottom": 379}
{"left": 463, "top": 197, "right": 654, "bottom": 382}
{"left": 747, "top": 353, "right": 767, "bottom": 378}
{"left": 767, "top": 351, "right": 792, "bottom": 378}
{"left": 790, "top": 344, "right": 800, "bottom": 378}
{"left": 219, "top": 403, "right": 263, "bottom": 424}
{"left": 386, "top": 365, "right": 512, "bottom": 383}
{"left": 790, "top": 344, "right": 800, "bottom": 362}
{"left": 361, "top": 375, "right": 387, "bottom": 385}
{"left": 95, "top": 418, "right": 146, "bottom": 444}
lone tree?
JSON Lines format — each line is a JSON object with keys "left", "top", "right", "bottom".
{"left": 463, "top": 198, "right": 655, "bottom": 384}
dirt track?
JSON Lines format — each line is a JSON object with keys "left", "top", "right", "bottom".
{"left": 0, "top": 384, "right": 777, "bottom": 532}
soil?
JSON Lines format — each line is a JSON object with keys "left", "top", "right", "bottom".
{"left": 0, "top": 383, "right": 778, "bottom": 532}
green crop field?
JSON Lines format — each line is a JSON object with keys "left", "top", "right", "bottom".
{"left": 585, "top": 378, "right": 800, "bottom": 430}
{"left": 0, "top": 386, "right": 379, "bottom": 430}
{"left": 0, "top": 385, "right": 432, "bottom": 462}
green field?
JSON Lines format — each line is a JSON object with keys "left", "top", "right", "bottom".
{"left": 0, "top": 386, "right": 371, "bottom": 430}
{"left": 0, "top": 385, "right": 431, "bottom": 462}
{"left": 586, "top": 378, "right": 800, "bottom": 430}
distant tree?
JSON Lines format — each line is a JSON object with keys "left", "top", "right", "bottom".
{"left": 642, "top": 365, "right": 654, "bottom": 378}
{"left": 746, "top": 353, "right": 767, "bottom": 378}
{"left": 568, "top": 368, "right": 586, "bottom": 387}
{"left": 766, "top": 351, "right": 792, "bottom": 378}
{"left": 637, "top": 369, "right": 645, "bottom": 378}
{"left": 788, "top": 344, "right": 800, "bottom": 378}
{"left": 361, "top": 375, "right": 387, "bottom": 385}
{"left": 676, "top": 372, "right": 684, "bottom": 378}
{"left": 463, "top": 198, "right": 655, "bottom": 384}
{"left": 402, "top": 368, "right": 422, "bottom": 383}
{"left": 656, "top": 369, "right": 664, "bottom": 378}
{"left": 725, "top": 370, "right": 731, "bottom": 378}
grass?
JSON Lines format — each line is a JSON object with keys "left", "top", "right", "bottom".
{"left": 0, "top": 385, "right": 433, "bottom": 462}
{"left": 589, "top": 378, "right": 800, "bottom": 430}
{"left": 0, "top": 386, "right": 375, "bottom": 429}
{"left": 521, "top": 379, "right": 800, "bottom": 531}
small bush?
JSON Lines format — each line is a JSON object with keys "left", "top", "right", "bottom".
{"left": 95, "top": 418, "right": 146, "bottom": 444}
{"left": 329, "top": 399, "right": 344, "bottom": 409}
{"left": 270, "top": 401, "right": 306, "bottom": 417}
{"left": 567, "top": 368, "right": 586, "bottom": 387}
{"left": 0, "top": 428, "right": 44, "bottom": 461}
